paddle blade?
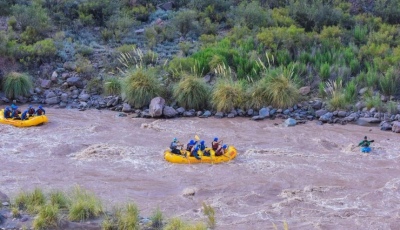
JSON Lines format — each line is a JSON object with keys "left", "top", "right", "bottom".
{"left": 195, "top": 135, "right": 200, "bottom": 141}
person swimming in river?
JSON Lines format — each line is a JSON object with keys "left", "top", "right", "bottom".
{"left": 358, "top": 136, "right": 374, "bottom": 153}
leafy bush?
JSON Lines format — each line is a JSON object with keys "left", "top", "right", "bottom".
{"left": 11, "top": 3, "right": 51, "bottom": 36}
{"left": 123, "top": 68, "right": 162, "bottom": 109}
{"left": 231, "top": 1, "right": 272, "bottom": 29}
{"left": 68, "top": 186, "right": 103, "bottom": 221}
{"left": 86, "top": 78, "right": 103, "bottom": 94}
{"left": 77, "top": 0, "right": 118, "bottom": 26}
{"left": 344, "top": 80, "right": 358, "bottom": 103}
{"left": 173, "top": 74, "right": 210, "bottom": 110}
{"left": 49, "top": 191, "right": 70, "bottom": 210}
{"left": 104, "top": 77, "right": 122, "bottom": 96}
{"left": 172, "top": 10, "right": 198, "bottom": 37}
{"left": 75, "top": 54, "right": 94, "bottom": 77}
{"left": 365, "top": 95, "right": 384, "bottom": 111}
{"left": 386, "top": 101, "right": 398, "bottom": 115}
{"left": 117, "top": 203, "right": 139, "bottom": 230}
{"left": 211, "top": 79, "right": 246, "bottom": 112}
{"left": 3, "top": 72, "right": 33, "bottom": 99}
{"left": 145, "top": 27, "right": 158, "bottom": 48}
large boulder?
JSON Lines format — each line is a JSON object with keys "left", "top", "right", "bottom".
{"left": 319, "top": 112, "right": 333, "bottom": 122}
{"left": 45, "top": 91, "right": 59, "bottom": 105}
{"left": 149, "top": 97, "right": 165, "bottom": 118}
{"left": 163, "top": 106, "right": 177, "bottom": 118}
{"left": 40, "top": 79, "right": 52, "bottom": 89}
{"left": 199, "top": 110, "right": 211, "bottom": 118}
{"left": 122, "top": 103, "right": 132, "bottom": 113}
{"left": 78, "top": 93, "right": 90, "bottom": 102}
{"left": 358, "top": 117, "right": 381, "bottom": 124}
{"left": 380, "top": 121, "right": 392, "bottom": 131}
{"left": 392, "top": 121, "right": 400, "bottom": 133}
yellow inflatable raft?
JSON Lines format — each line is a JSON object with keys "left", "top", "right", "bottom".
{"left": 164, "top": 146, "right": 237, "bottom": 164}
{"left": 0, "top": 109, "right": 48, "bottom": 127}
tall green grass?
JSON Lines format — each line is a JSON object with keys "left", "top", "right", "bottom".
{"left": 32, "top": 204, "right": 60, "bottom": 230}
{"left": 202, "top": 202, "right": 216, "bottom": 229}
{"left": 324, "top": 79, "right": 347, "bottom": 110}
{"left": 104, "top": 77, "right": 122, "bottom": 96}
{"left": 164, "top": 217, "right": 207, "bottom": 230}
{"left": 68, "top": 186, "right": 103, "bottom": 221}
{"left": 2, "top": 72, "right": 32, "bottom": 99}
{"left": 49, "top": 190, "right": 70, "bottom": 210}
{"left": 211, "top": 79, "right": 246, "bottom": 112}
{"left": 173, "top": 74, "right": 210, "bottom": 110}
{"left": 117, "top": 203, "right": 140, "bottom": 230}
{"left": 365, "top": 95, "right": 384, "bottom": 111}
{"left": 344, "top": 80, "right": 358, "bottom": 103}
{"left": 123, "top": 68, "right": 162, "bottom": 109}
{"left": 150, "top": 207, "right": 164, "bottom": 229}
{"left": 379, "top": 67, "right": 399, "bottom": 96}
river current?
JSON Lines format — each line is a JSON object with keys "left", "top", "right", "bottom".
{"left": 1, "top": 108, "right": 400, "bottom": 229}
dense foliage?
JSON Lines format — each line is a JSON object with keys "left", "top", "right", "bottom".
{"left": 1, "top": 0, "right": 400, "bottom": 110}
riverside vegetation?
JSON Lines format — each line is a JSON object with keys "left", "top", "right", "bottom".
{"left": 0, "top": 187, "right": 216, "bottom": 230}
{"left": 0, "top": 0, "right": 399, "bottom": 115}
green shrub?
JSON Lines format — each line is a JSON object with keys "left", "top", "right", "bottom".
{"left": 386, "top": 101, "right": 398, "bottom": 115}
{"left": 150, "top": 207, "right": 164, "bottom": 229}
{"left": 86, "top": 78, "right": 103, "bottom": 94}
{"left": 324, "top": 79, "right": 347, "bottom": 110}
{"left": 117, "top": 203, "right": 139, "bottom": 230}
{"left": 365, "top": 95, "right": 384, "bottom": 111}
{"left": 319, "top": 62, "right": 331, "bottom": 82}
{"left": 211, "top": 79, "right": 245, "bottom": 112}
{"left": 11, "top": 3, "right": 51, "bottom": 35}
{"left": 3, "top": 72, "right": 33, "bottom": 99}
{"left": 123, "top": 68, "right": 162, "bottom": 109}
{"left": 75, "top": 54, "right": 94, "bottom": 77}
{"left": 167, "top": 57, "right": 196, "bottom": 81}
{"left": 14, "top": 191, "right": 29, "bottom": 210}
{"left": 145, "top": 27, "right": 158, "bottom": 48}
{"left": 77, "top": 0, "right": 118, "bottom": 26}
{"left": 344, "top": 80, "right": 358, "bottom": 103}
{"left": 32, "top": 204, "right": 60, "bottom": 230}
{"left": 49, "top": 191, "right": 70, "bottom": 210}
{"left": 104, "top": 77, "right": 122, "bottom": 96}
{"left": 173, "top": 74, "right": 210, "bottom": 110}
{"left": 115, "top": 44, "right": 137, "bottom": 54}
{"left": 353, "top": 24, "right": 368, "bottom": 45}
{"left": 379, "top": 67, "right": 399, "bottom": 96}
{"left": 172, "top": 10, "right": 198, "bottom": 36}
{"left": 11, "top": 207, "right": 21, "bottom": 218}
{"left": 7, "top": 16, "right": 17, "bottom": 30}
{"left": 179, "top": 42, "right": 192, "bottom": 57}
{"left": 264, "top": 68, "right": 300, "bottom": 108}
{"left": 202, "top": 202, "right": 215, "bottom": 229}
{"left": 231, "top": 1, "right": 272, "bottom": 29}
{"left": 68, "top": 186, "right": 103, "bottom": 221}
{"left": 164, "top": 217, "right": 207, "bottom": 230}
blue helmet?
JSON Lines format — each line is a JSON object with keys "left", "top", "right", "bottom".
{"left": 38, "top": 105, "right": 43, "bottom": 109}
{"left": 214, "top": 137, "right": 218, "bottom": 142}
{"left": 11, "top": 104, "right": 16, "bottom": 109}
{"left": 194, "top": 146, "right": 199, "bottom": 151}
{"left": 222, "top": 144, "right": 227, "bottom": 149}
{"left": 189, "top": 140, "right": 195, "bottom": 145}
{"left": 28, "top": 105, "right": 32, "bottom": 108}
{"left": 173, "top": 137, "right": 177, "bottom": 142}
{"left": 5, "top": 106, "right": 10, "bottom": 110}
{"left": 200, "top": 140, "right": 205, "bottom": 145}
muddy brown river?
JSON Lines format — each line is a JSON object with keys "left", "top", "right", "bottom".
{"left": 1, "top": 108, "right": 400, "bottom": 229}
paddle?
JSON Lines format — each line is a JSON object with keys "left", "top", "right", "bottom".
{"left": 195, "top": 135, "right": 200, "bottom": 141}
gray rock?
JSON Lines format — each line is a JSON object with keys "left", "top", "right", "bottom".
{"left": 0, "top": 191, "right": 9, "bottom": 203}
{"left": 182, "top": 187, "right": 196, "bottom": 197}
{"left": 337, "top": 110, "right": 347, "bottom": 117}
{"left": 158, "top": 1, "right": 174, "bottom": 10}
{"left": 312, "top": 101, "right": 323, "bottom": 109}
{"left": 135, "top": 29, "right": 145, "bottom": 34}
{"left": 183, "top": 110, "right": 196, "bottom": 117}
{"left": 141, "top": 110, "right": 151, "bottom": 118}
{"left": 284, "top": 118, "right": 297, "bottom": 127}
{"left": 380, "top": 121, "right": 392, "bottom": 131}
{"left": 79, "top": 101, "right": 87, "bottom": 108}
{"left": 227, "top": 113, "right": 235, "bottom": 118}
{"left": 355, "top": 101, "right": 365, "bottom": 110}
{"left": 163, "top": 106, "right": 177, "bottom": 118}
{"left": 61, "top": 93, "right": 68, "bottom": 102}
{"left": 203, "top": 74, "right": 211, "bottom": 83}
{"left": 283, "top": 109, "right": 290, "bottom": 115}
{"left": 63, "top": 61, "right": 77, "bottom": 71}
{"left": 251, "top": 115, "right": 263, "bottom": 120}
{"left": 237, "top": 109, "right": 245, "bottom": 116}
{"left": 358, "top": 117, "right": 381, "bottom": 123}
{"left": 269, "top": 109, "right": 277, "bottom": 116}
{"left": 176, "top": 107, "right": 185, "bottom": 115}
{"left": 106, "top": 97, "right": 118, "bottom": 107}
{"left": 61, "top": 73, "right": 69, "bottom": 80}
{"left": 66, "top": 76, "right": 83, "bottom": 88}
{"left": 319, "top": 112, "right": 333, "bottom": 122}
{"left": 215, "top": 112, "right": 224, "bottom": 118}
{"left": 276, "top": 109, "right": 282, "bottom": 113}
{"left": 200, "top": 110, "right": 211, "bottom": 118}
{"left": 45, "top": 96, "right": 59, "bottom": 105}
{"left": 359, "top": 87, "right": 368, "bottom": 95}
{"left": 78, "top": 93, "right": 90, "bottom": 102}
{"left": 392, "top": 121, "right": 400, "bottom": 133}
{"left": 259, "top": 107, "right": 270, "bottom": 118}
{"left": 247, "top": 109, "right": 254, "bottom": 116}
{"left": 395, "top": 114, "right": 400, "bottom": 121}
{"left": 51, "top": 71, "right": 58, "bottom": 81}
{"left": 40, "top": 79, "right": 52, "bottom": 89}
{"left": 46, "top": 91, "right": 56, "bottom": 98}
{"left": 59, "top": 102, "right": 67, "bottom": 108}
{"left": 299, "top": 86, "right": 311, "bottom": 95}
{"left": 122, "top": 103, "right": 132, "bottom": 113}
{"left": 315, "top": 109, "right": 328, "bottom": 118}
{"left": 149, "top": 97, "right": 165, "bottom": 118}
{"left": 196, "top": 111, "right": 203, "bottom": 117}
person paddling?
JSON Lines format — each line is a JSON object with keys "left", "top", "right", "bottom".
{"left": 170, "top": 138, "right": 183, "bottom": 155}
{"left": 358, "top": 136, "right": 374, "bottom": 153}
